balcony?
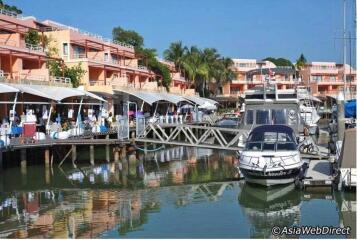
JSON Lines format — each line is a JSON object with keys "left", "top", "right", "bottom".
{"left": 310, "top": 66, "right": 338, "bottom": 75}
{"left": 0, "top": 70, "right": 71, "bottom": 87}
{"left": 0, "top": 38, "right": 45, "bottom": 54}
{"left": 42, "top": 20, "right": 134, "bottom": 51}
{"left": 70, "top": 53, "right": 150, "bottom": 73}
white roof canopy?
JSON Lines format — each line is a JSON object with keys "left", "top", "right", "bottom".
{"left": 115, "top": 90, "right": 188, "bottom": 105}
{"left": 4, "top": 83, "right": 106, "bottom": 102}
{"left": 0, "top": 83, "right": 20, "bottom": 94}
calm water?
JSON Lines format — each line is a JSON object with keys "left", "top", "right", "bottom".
{"left": 0, "top": 146, "right": 355, "bottom": 239}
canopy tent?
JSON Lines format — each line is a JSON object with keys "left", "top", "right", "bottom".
{"left": 0, "top": 83, "right": 20, "bottom": 94}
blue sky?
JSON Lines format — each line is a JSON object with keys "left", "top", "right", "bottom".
{"left": 7, "top": 0, "right": 356, "bottom": 63}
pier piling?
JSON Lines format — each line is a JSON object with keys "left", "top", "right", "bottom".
{"left": 90, "top": 144, "right": 95, "bottom": 166}
{"left": 45, "top": 148, "right": 50, "bottom": 167}
{"left": 71, "top": 145, "right": 77, "bottom": 162}
{"left": 20, "top": 149, "right": 26, "bottom": 169}
{"left": 106, "top": 135, "right": 110, "bottom": 162}
{"left": 0, "top": 149, "right": 3, "bottom": 170}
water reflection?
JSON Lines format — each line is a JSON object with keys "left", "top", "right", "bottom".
{"left": 0, "top": 146, "right": 355, "bottom": 238}
{"left": 238, "top": 183, "right": 301, "bottom": 238}
{"left": 0, "top": 147, "right": 239, "bottom": 238}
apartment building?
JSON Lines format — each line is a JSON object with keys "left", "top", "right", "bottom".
{"left": 42, "top": 20, "right": 157, "bottom": 93}
{"left": 221, "top": 58, "right": 296, "bottom": 97}
{"left": 299, "top": 62, "right": 357, "bottom": 98}
{"left": 0, "top": 9, "right": 64, "bottom": 84}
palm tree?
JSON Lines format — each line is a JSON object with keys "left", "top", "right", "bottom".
{"left": 163, "top": 41, "right": 187, "bottom": 75}
{"left": 182, "top": 46, "right": 208, "bottom": 94}
{"left": 295, "top": 53, "right": 307, "bottom": 79}
{"left": 296, "top": 53, "right": 307, "bottom": 70}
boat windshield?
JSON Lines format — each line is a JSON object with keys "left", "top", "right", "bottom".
{"left": 246, "top": 130, "right": 297, "bottom": 151}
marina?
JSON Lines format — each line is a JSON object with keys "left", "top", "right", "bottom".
{"left": 0, "top": 0, "right": 356, "bottom": 239}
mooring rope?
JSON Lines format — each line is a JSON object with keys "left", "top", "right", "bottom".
{"left": 134, "top": 144, "right": 164, "bottom": 152}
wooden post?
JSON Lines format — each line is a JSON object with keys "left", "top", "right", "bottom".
{"left": 45, "top": 148, "right": 50, "bottom": 167}
{"left": 0, "top": 149, "right": 3, "bottom": 170}
{"left": 120, "top": 146, "right": 127, "bottom": 159}
{"left": 144, "top": 142, "right": 147, "bottom": 155}
{"left": 45, "top": 163, "right": 50, "bottom": 185}
{"left": 114, "top": 149, "right": 119, "bottom": 162}
{"left": 106, "top": 145, "right": 110, "bottom": 162}
{"left": 71, "top": 145, "right": 77, "bottom": 162}
{"left": 20, "top": 149, "right": 26, "bottom": 172}
{"left": 90, "top": 142, "right": 95, "bottom": 166}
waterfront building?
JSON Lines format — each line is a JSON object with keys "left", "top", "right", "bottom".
{"left": 0, "top": 10, "right": 68, "bottom": 118}
{"left": 299, "top": 61, "right": 357, "bottom": 98}
{"left": 215, "top": 58, "right": 296, "bottom": 108}
{"left": 0, "top": 9, "right": 195, "bottom": 117}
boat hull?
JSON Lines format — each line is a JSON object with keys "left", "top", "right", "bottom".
{"left": 240, "top": 168, "right": 301, "bottom": 186}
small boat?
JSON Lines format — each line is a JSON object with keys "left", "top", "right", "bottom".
{"left": 238, "top": 125, "right": 302, "bottom": 186}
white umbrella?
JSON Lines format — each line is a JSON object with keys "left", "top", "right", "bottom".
{"left": 198, "top": 101, "right": 217, "bottom": 110}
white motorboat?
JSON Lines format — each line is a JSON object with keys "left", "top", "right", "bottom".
{"left": 296, "top": 86, "right": 321, "bottom": 135}
{"left": 239, "top": 125, "right": 303, "bottom": 186}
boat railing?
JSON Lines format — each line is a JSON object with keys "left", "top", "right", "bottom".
{"left": 244, "top": 153, "right": 298, "bottom": 166}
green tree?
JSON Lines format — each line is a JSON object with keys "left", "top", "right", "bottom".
{"left": 25, "top": 29, "right": 41, "bottom": 45}
{"left": 112, "top": 26, "right": 144, "bottom": 50}
{"left": 296, "top": 53, "right": 307, "bottom": 70}
{"left": 182, "top": 46, "right": 208, "bottom": 95}
{"left": 0, "top": 0, "right": 22, "bottom": 14}
{"left": 46, "top": 45, "right": 86, "bottom": 88}
{"left": 211, "top": 57, "right": 235, "bottom": 95}
{"left": 47, "top": 60, "right": 86, "bottom": 88}
{"left": 163, "top": 41, "right": 187, "bottom": 74}
{"left": 112, "top": 26, "right": 172, "bottom": 91}
{"left": 263, "top": 57, "right": 294, "bottom": 68}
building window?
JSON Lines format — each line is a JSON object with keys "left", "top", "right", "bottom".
{"left": 73, "top": 45, "right": 85, "bottom": 58}
{"left": 63, "top": 43, "right": 68, "bottom": 56}
{"left": 104, "top": 52, "right": 109, "bottom": 62}
{"left": 329, "top": 76, "right": 336, "bottom": 82}
{"left": 312, "top": 75, "right": 322, "bottom": 82}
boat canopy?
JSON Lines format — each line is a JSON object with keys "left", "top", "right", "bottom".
{"left": 249, "top": 125, "right": 295, "bottom": 136}
{"left": 345, "top": 99, "right": 356, "bottom": 118}
{"left": 246, "top": 125, "right": 297, "bottom": 151}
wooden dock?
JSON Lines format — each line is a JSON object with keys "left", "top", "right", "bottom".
{"left": 302, "top": 159, "right": 336, "bottom": 188}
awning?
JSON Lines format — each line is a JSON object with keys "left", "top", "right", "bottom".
{"left": 157, "top": 93, "right": 187, "bottom": 105}
{"left": 183, "top": 95, "right": 206, "bottom": 106}
{"left": 115, "top": 89, "right": 165, "bottom": 105}
{"left": 115, "top": 90, "right": 187, "bottom": 105}
{"left": 4, "top": 83, "right": 106, "bottom": 102}
{"left": 0, "top": 83, "right": 20, "bottom": 93}
{"left": 10, "top": 84, "right": 55, "bottom": 100}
